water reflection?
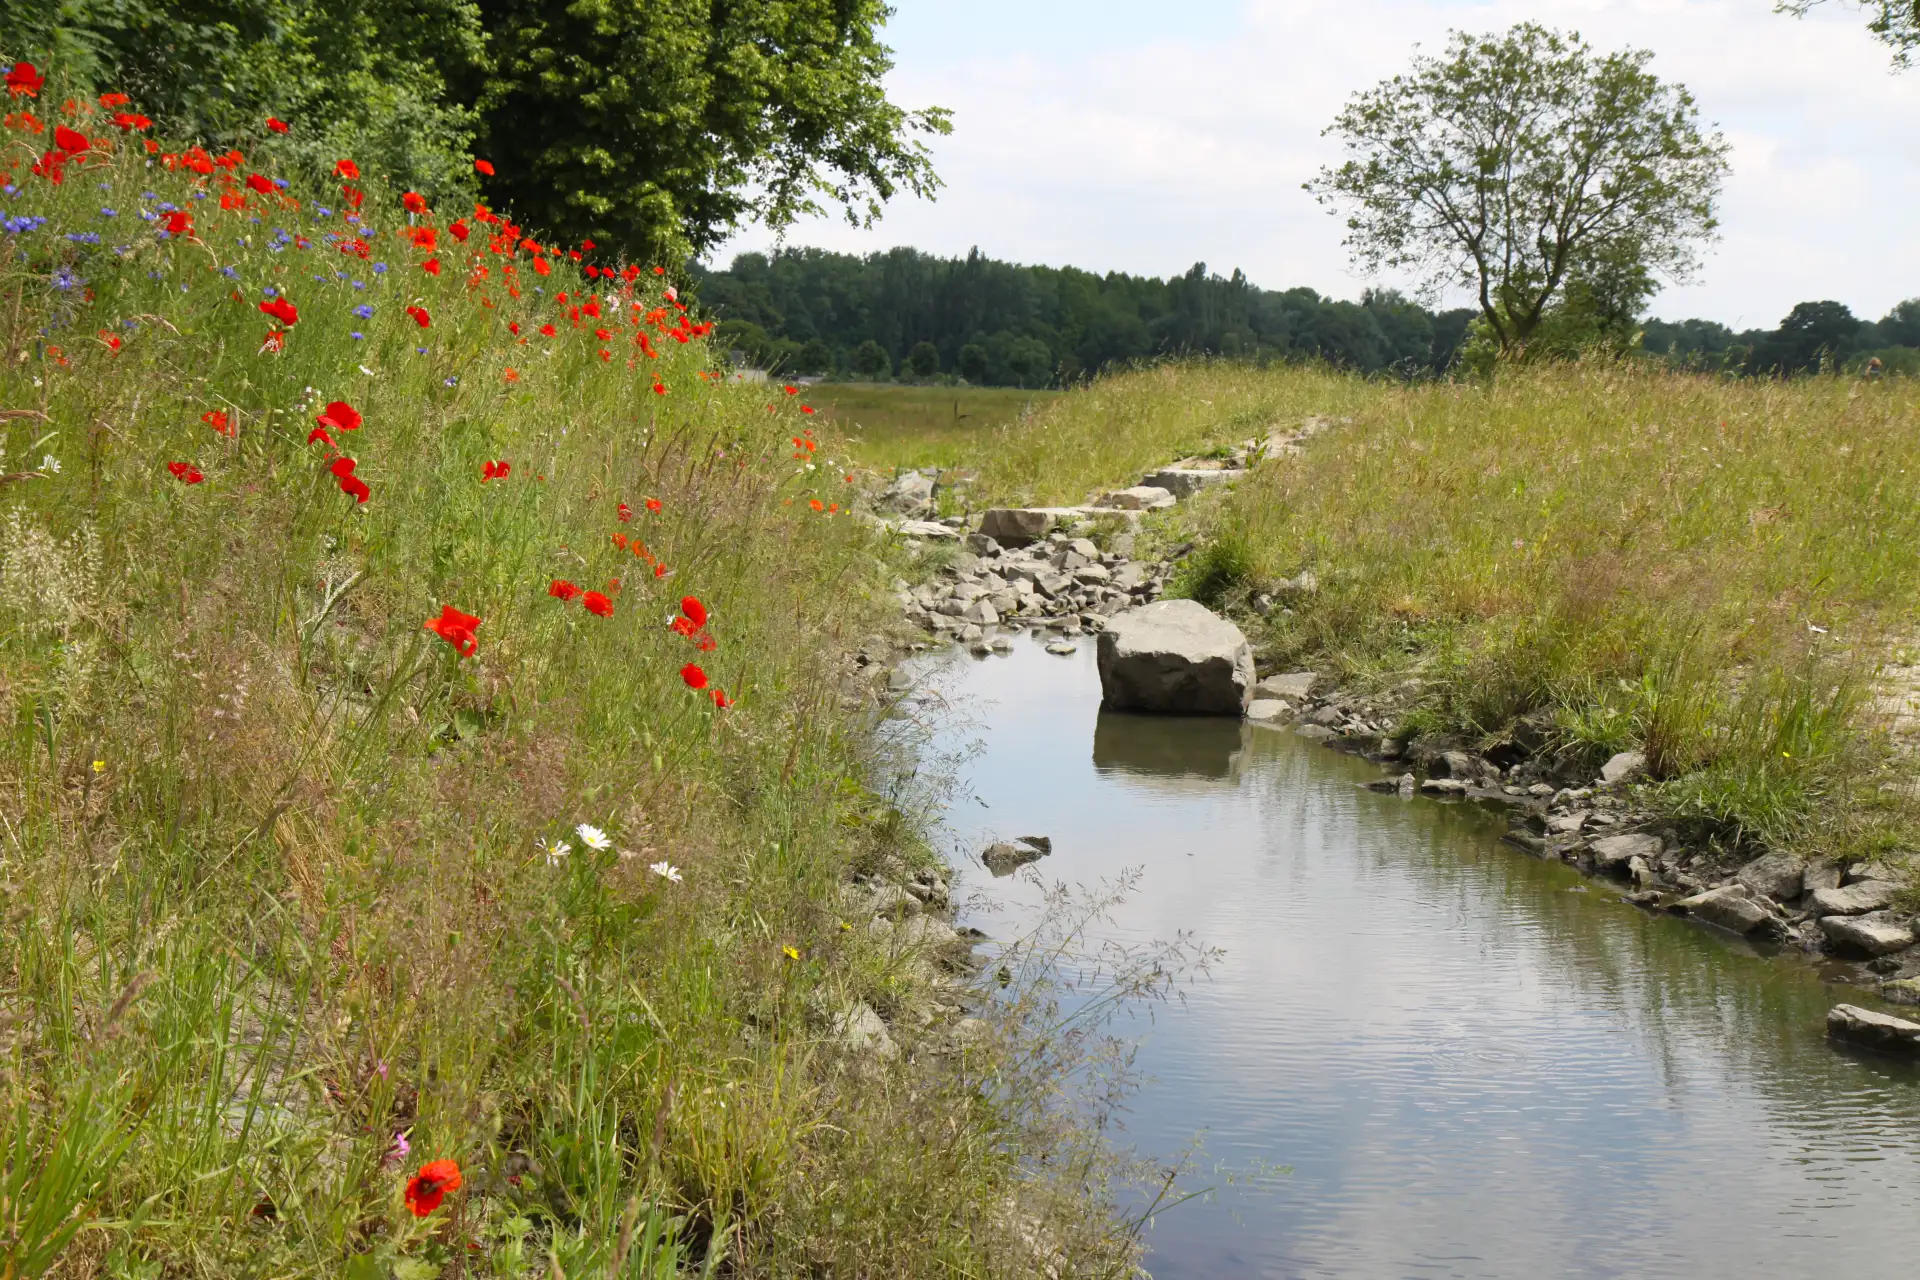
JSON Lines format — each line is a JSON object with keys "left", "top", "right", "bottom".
{"left": 934, "top": 634, "right": 1920, "bottom": 1279}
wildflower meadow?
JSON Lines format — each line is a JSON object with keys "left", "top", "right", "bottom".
{"left": 0, "top": 67, "right": 1120, "bottom": 1277}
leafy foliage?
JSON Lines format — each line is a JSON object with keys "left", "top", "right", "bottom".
{"left": 1308, "top": 23, "right": 1730, "bottom": 352}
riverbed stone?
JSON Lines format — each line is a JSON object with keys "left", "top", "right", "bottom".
{"left": 1827, "top": 1003, "right": 1920, "bottom": 1053}
{"left": 1819, "top": 911, "right": 1917, "bottom": 956}
{"left": 982, "top": 841, "right": 1046, "bottom": 876}
{"left": 1880, "top": 978, "right": 1920, "bottom": 1006}
{"left": 1098, "top": 486, "right": 1178, "bottom": 511}
{"left": 1044, "top": 641, "right": 1077, "bottom": 655}
{"left": 831, "top": 1002, "right": 898, "bottom": 1059}
{"left": 1245, "top": 699, "right": 1290, "bottom": 724}
{"left": 1096, "top": 600, "right": 1255, "bottom": 715}
{"left": 1420, "top": 778, "right": 1468, "bottom": 796}
{"left": 1590, "top": 833, "right": 1663, "bottom": 874}
{"left": 1675, "top": 885, "right": 1775, "bottom": 934}
{"left": 978, "top": 508, "right": 1051, "bottom": 546}
{"left": 881, "top": 471, "right": 936, "bottom": 516}
{"left": 899, "top": 519, "right": 960, "bottom": 541}
{"left": 1736, "top": 852, "right": 1807, "bottom": 902}
{"left": 1600, "top": 750, "right": 1648, "bottom": 785}
{"left": 1255, "top": 671, "right": 1317, "bottom": 700}
{"left": 1142, "top": 467, "right": 1238, "bottom": 500}
{"left": 1809, "top": 880, "right": 1901, "bottom": 917}
{"left": 1804, "top": 862, "right": 1844, "bottom": 893}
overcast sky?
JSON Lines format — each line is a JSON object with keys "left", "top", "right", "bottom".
{"left": 709, "top": 0, "right": 1918, "bottom": 329}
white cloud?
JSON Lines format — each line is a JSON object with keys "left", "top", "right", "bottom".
{"left": 711, "top": 0, "right": 1920, "bottom": 327}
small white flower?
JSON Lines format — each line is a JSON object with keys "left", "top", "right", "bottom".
{"left": 40, "top": 455, "right": 60, "bottom": 474}
{"left": 649, "top": 861, "right": 683, "bottom": 884}
{"left": 358, "top": 364, "right": 375, "bottom": 377}
{"left": 539, "top": 838, "right": 572, "bottom": 867}
{"left": 576, "top": 823, "right": 610, "bottom": 851}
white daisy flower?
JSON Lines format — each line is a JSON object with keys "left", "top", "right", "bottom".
{"left": 648, "top": 861, "right": 683, "bottom": 883}
{"left": 576, "top": 823, "right": 611, "bottom": 851}
{"left": 539, "top": 838, "right": 571, "bottom": 867}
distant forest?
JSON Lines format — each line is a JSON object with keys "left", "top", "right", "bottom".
{"left": 693, "top": 247, "right": 1920, "bottom": 387}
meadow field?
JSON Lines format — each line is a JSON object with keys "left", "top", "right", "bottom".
{"left": 796, "top": 384, "right": 1060, "bottom": 471}
{"left": 0, "top": 100, "right": 1131, "bottom": 1277}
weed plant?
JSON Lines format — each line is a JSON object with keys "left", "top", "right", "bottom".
{"left": 0, "top": 84, "right": 1133, "bottom": 1276}
{"left": 991, "top": 359, "right": 1920, "bottom": 861}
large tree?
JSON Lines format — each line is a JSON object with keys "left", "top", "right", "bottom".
{"left": 1779, "top": 0, "right": 1920, "bottom": 67}
{"left": 463, "top": 0, "right": 951, "bottom": 261}
{"left": 1307, "top": 24, "right": 1730, "bottom": 353}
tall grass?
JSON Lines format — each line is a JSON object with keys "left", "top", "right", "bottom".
{"left": 0, "top": 90, "right": 1129, "bottom": 1275}
{"left": 992, "top": 359, "right": 1920, "bottom": 858}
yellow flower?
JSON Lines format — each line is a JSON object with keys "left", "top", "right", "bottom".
{"left": 782, "top": 945, "right": 801, "bottom": 961}
{"left": 837, "top": 921, "right": 852, "bottom": 932}
{"left": 91, "top": 760, "right": 106, "bottom": 773}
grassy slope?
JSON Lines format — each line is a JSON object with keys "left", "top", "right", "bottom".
{"left": 988, "top": 360, "right": 1920, "bottom": 863}
{"left": 799, "top": 384, "right": 1060, "bottom": 471}
{"left": 0, "top": 106, "right": 1123, "bottom": 1276}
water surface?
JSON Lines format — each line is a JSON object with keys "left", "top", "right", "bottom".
{"left": 926, "top": 638, "right": 1920, "bottom": 1279}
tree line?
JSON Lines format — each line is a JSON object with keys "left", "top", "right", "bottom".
{"left": 694, "top": 246, "right": 1920, "bottom": 386}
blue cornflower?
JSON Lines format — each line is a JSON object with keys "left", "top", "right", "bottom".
{"left": 443, "top": 375, "right": 459, "bottom": 387}
{"left": 65, "top": 232, "right": 102, "bottom": 245}
{"left": 352, "top": 280, "right": 365, "bottom": 290}
{"left": 353, "top": 304, "right": 373, "bottom": 319}
{"left": 99, "top": 207, "right": 117, "bottom": 218}
{"left": 416, "top": 346, "right": 428, "bottom": 355}
{"left": 371, "top": 263, "right": 389, "bottom": 275}
{"left": 314, "top": 205, "right": 332, "bottom": 217}
{"left": 351, "top": 331, "right": 365, "bottom": 340}
{"left": 52, "top": 266, "right": 83, "bottom": 292}
{"left": 221, "top": 266, "right": 239, "bottom": 279}
{"left": 262, "top": 286, "right": 278, "bottom": 298}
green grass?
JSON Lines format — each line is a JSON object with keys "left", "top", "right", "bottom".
{"left": 0, "top": 100, "right": 1132, "bottom": 1277}
{"left": 800, "top": 383, "right": 1060, "bottom": 470}
{"left": 990, "top": 359, "right": 1920, "bottom": 861}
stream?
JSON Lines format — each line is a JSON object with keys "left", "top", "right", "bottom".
{"left": 923, "top": 636, "right": 1920, "bottom": 1278}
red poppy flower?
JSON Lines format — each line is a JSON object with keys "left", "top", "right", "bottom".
{"left": 259, "top": 297, "right": 299, "bottom": 326}
{"left": 245, "top": 173, "right": 274, "bottom": 194}
{"left": 421, "top": 258, "right": 441, "bottom": 276}
{"left": 404, "top": 1159, "right": 463, "bottom": 1217}
{"left": 203, "top": 409, "right": 232, "bottom": 436}
{"left": 449, "top": 219, "right": 470, "bottom": 242}
{"left": 6, "top": 63, "right": 44, "bottom": 99}
{"left": 582, "top": 591, "right": 613, "bottom": 618}
{"left": 693, "top": 632, "right": 716, "bottom": 651}
{"left": 334, "top": 158, "right": 359, "bottom": 179}
{"left": 653, "top": 563, "right": 669, "bottom": 579}
{"left": 616, "top": 502, "right": 632, "bottom": 522}
{"left": 809, "top": 499, "right": 823, "bottom": 512}
{"left": 163, "top": 210, "right": 192, "bottom": 237}
{"left": 651, "top": 380, "right": 665, "bottom": 396}
{"left": 680, "top": 596, "right": 707, "bottom": 628}
{"left": 474, "top": 159, "right": 494, "bottom": 176}
{"left": 710, "top": 688, "right": 733, "bottom": 709}
{"left": 548, "top": 579, "right": 581, "bottom": 602}
{"left": 503, "top": 367, "right": 520, "bottom": 383}
{"left": 538, "top": 323, "right": 556, "bottom": 338}
{"left": 266, "top": 116, "right": 289, "bottom": 134}
{"left": 680, "top": 663, "right": 708, "bottom": 691}
{"left": 800, "top": 405, "right": 815, "bottom": 415}
{"left": 669, "top": 616, "right": 695, "bottom": 638}
{"left": 307, "top": 426, "right": 334, "bottom": 448}
{"left": 653, "top": 265, "right": 665, "bottom": 276}
{"left": 53, "top": 124, "right": 88, "bottom": 154}
{"left": 644, "top": 498, "right": 661, "bottom": 513}
{"left": 341, "top": 185, "right": 364, "bottom": 209}
{"left": 481, "top": 460, "right": 510, "bottom": 481}
{"left": 261, "top": 329, "right": 286, "bottom": 354}
{"left": 316, "top": 400, "right": 361, "bottom": 431}
{"left": 109, "top": 112, "right": 150, "bottom": 131}
{"left": 165, "top": 460, "right": 204, "bottom": 484}
{"left": 330, "top": 456, "right": 358, "bottom": 480}
{"left": 401, "top": 191, "right": 428, "bottom": 215}
{"left": 405, "top": 306, "right": 431, "bottom": 328}
{"left": 424, "top": 606, "right": 479, "bottom": 657}
{"left": 338, "top": 473, "right": 370, "bottom": 503}
{"left": 612, "top": 532, "right": 629, "bottom": 550}
{"left": 99, "top": 92, "right": 129, "bottom": 108}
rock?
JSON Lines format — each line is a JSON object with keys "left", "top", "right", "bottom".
{"left": 1546, "top": 811, "right": 1589, "bottom": 836}
{"left": 962, "top": 599, "right": 1000, "bottom": 626}
{"left": 1095, "top": 599, "right": 1255, "bottom": 716}
{"left": 1879, "top": 978, "right": 1920, "bottom": 1006}
{"left": 1599, "top": 751, "right": 1648, "bottom": 785}
{"left": 1628, "top": 855, "right": 1659, "bottom": 888}
{"left": 1420, "top": 778, "right": 1468, "bottom": 796}
{"left": 990, "top": 635, "right": 1013, "bottom": 653}
{"left": 1044, "top": 641, "right": 1077, "bottom": 656}
{"left": 1015, "top": 835, "right": 1052, "bottom": 853}
{"left": 899, "top": 519, "right": 960, "bottom": 541}
{"left": 1034, "top": 570, "right": 1073, "bottom": 599}
{"left": 1804, "top": 862, "right": 1844, "bottom": 893}
{"left": 1141, "top": 468, "right": 1238, "bottom": 499}
{"left": 982, "top": 841, "right": 1046, "bottom": 876}
{"left": 1245, "top": 699, "right": 1290, "bottom": 724}
{"left": 1590, "top": 833, "right": 1663, "bottom": 874}
{"left": 1308, "top": 705, "right": 1345, "bottom": 728}
{"left": 866, "top": 884, "right": 923, "bottom": 918}
{"left": 1255, "top": 671, "right": 1317, "bottom": 700}
{"left": 964, "top": 531, "right": 1000, "bottom": 556}
{"left": 880, "top": 471, "right": 936, "bottom": 516}
{"left": 978, "top": 509, "right": 1051, "bottom": 546}
{"left": 1809, "top": 880, "right": 1901, "bottom": 917}
{"left": 1109, "top": 562, "right": 1148, "bottom": 592}
{"left": 1429, "top": 749, "right": 1481, "bottom": 780}
{"left": 897, "top": 914, "right": 962, "bottom": 951}
{"left": 831, "top": 1002, "right": 897, "bottom": 1059}
{"left": 1072, "top": 563, "right": 1112, "bottom": 585}
{"left": 1097, "top": 486, "right": 1177, "bottom": 512}
{"left": 1675, "top": 885, "right": 1775, "bottom": 935}
{"left": 1296, "top": 723, "right": 1336, "bottom": 742}
{"left": 1819, "top": 912, "right": 1917, "bottom": 956}
{"left": 1736, "top": 852, "right": 1806, "bottom": 902}
{"left": 1827, "top": 1003, "right": 1920, "bottom": 1054}
{"left": 1272, "top": 570, "right": 1319, "bottom": 598}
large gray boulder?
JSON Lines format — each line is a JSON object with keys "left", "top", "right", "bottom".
{"left": 1736, "top": 852, "right": 1806, "bottom": 902}
{"left": 1828, "top": 1003, "right": 1920, "bottom": 1054}
{"left": 1675, "top": 885, "right": 1775, "bottom": 935}
{"left": 1809, "top": 880, "right": 1900, "bottom": 917}
{"left": 978, "top": 509, "right": 1051, "bottom": 546}
{"left": 880, "top": 470, "right": 936, "bottom": 516}
{"left": 1819, "top": 912, "right": 1916, "bottom": 956}
{"left": 1096, "top": 600, "right": 1254, "bottom": 715}
{"left": 1590, "top": 833, "right": 1662, "bottom": 875}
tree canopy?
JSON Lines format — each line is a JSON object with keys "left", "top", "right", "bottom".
{"left": 0, "top": 0, "right": 947, "bottom": 260}
{"left": 1308, "top": 23, "right": 1730, "bottom": 353}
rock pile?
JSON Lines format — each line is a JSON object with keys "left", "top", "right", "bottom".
{"left": 896, "top": 524, "right": 1177, "bottom": 644}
